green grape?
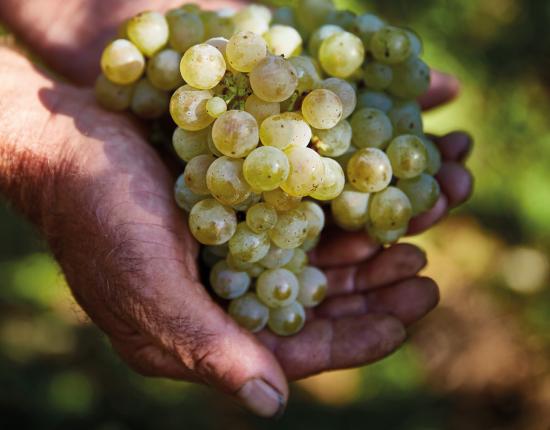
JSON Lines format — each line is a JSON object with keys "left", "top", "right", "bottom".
{"left": 301, "top": 235, "right": 320, "bottom": 252}
{"left": 201, "top": 11, "right": 235, "bottom": 40}
{"left": 272, "top": 7, "right": 297, "bottom": 27}
{"left": 167, "top": 10, "right": 205, "bottom": 53}
{"left": 146, "top": 49, "right": 183, "bottom": 91}
{"left": 354, "top": 13, "right": 385, "bottom": 45}
{"left": 420, "top": 136, "right": 442, "bottom": 175}
{"left": 229, "top": 222, "right": 270, "bottom": 263}
{"left": 369, "top": 187, "right": 412, "bottom": 230}
{"left": 226, "top": 254, "right": 264, "bottom": 278}
{"left": 283, "top": 248, "right": 308, "bottom": 273}
{"left": 243, "top": 146, "right": 290, "bottom": 192}
{"left": 364, "top": 61, "right": 393, "bottom": 90}
{"left": 308, "top": 24, "right": 343, "bottom": 58}
{"left": 210, "top": 260, "right": 250, "bottom": 300}
{"left": 264, "top": 25, "right": 303, "bottom": 58}
{"left": 180, "top": 44, "right": 226, "bottom": 90}
{"left": 246, "top": 203, "right": 278, "bottom": 233}
{"left": 297, "top": 201, "right": 325, "bottom": 239}
{"left": 127, "top": 11, "right": 169, "bottom": 57}
{"left": 325, "top": 10, "right": 356, "bottom": 31}
{"left": 319, "top": 31, "right": 365, "bottom": 79}
{"left": 388, "top": 57, "right": 431, "bottom": 99}
{"left": 94, "top": 74, "right": 134, "bottom": 111}
{"left": 260, "top": 112, "right": 312, "bottom": 150}
{"left": 226, "top": 31, "right": 268, "bottom": 73}
{"left": 206, "top": 97, "right": 227, "bottom": 118}
{"left": 288, "top": 56, "right": 322, "bottom": 94}
{"left": 232, "top": 192, "right": 262, "bottom": 212}
{"left": 281, "top": 147, "right": 325, "bottom": 197}
{"left": 370, "top": 26, "right": 412, "bottom": 65}
{"left": 311, "top": 120, "right": 352, "bottom": 157}
{"left": 207, "top": 130, "right": 223, "bottom": 157}
{"left": 206, "top": 156, "right": 251, "bottom": 206}
{"left": 297, "top": 266, "right": 327, "bottom": 307}
{"left": 347, "top": 148, "right": 392, "bottom": 193}
{"left": 301, "top": 89, "right": 343, "bottom": 130}
{"left": 189, "top": 199, "right": 237, "bottom": 245}
{"left": 232, "top": 4, "right": 272, "bottom": 35}
{"left": 320, "top": 78, "right": 357, "bottom": 119}
{"left": 259, "top": 246, "right": 294, "bottom": 269}
{"left": 244, "top": 94, "right": 281, "bottom": 126}
{"left": 205, "top": 37, "right": 230, "bottom": 62}
{"left": 257, "top": 268, "right": 299, "bottom": 308}
{"left": 356, "top": 90, "right": 393, "bottom": 112}
{"left": 170, "top": 85, "right": 214, "bottom": 131}
{"left": 331, "top": 184, "right": 370, "bottom": 231}
{"left": 172, "top": 127, "right": 210, "bottom": 162}
{"left": 184, "top": 154, "right": 216, "bottom": 195}
{"left": 397, "top": 173, "right": 440, "bottom": 216}
{"left": 174, "top": 174, "right": 207, "bottom": 212}
{"left": 130, "top": 79, "right": 168, "bottom": 119}
{"left": 268, "top": 302, "right": 305, "bottom": 336}
{"left": 212, "top": 110, "right": 259, "bottom": 158}
{"left": 388, "top": 102, "right": 423, "bottom": 136}
{"left": 263, "top": 188, "right": 302, "bottom": 212}
{"left": 366, "top": 223, "right": 407, "bottom": 244}
{"left": 249, "top": 56, "right": 298, "bottom": 104}
{"left": 350, "top": 108, "right": 393, "bottom": 150}
{"left": 295, "top": 0, "right": 335, "bottom": 38}
{"left": 100, "top": 39, "right": 145, "bottom": 85}
{"left": 310, "top": 157, "right": 345, "bottom": 201}
{"left": 386, "top": 134, "right": 428, "bottom": 179}
{"left": 229, "top": 293, "right": 269, "bottom": 333}
{"left": 406, "top": 29, "right": 423, "bottom": 56}
{"left": 268, "top": 209, "right": 308, "bottom": 249}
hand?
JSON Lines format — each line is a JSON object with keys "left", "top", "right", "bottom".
{"left": 0, "top": 0, "right": 471, "bottom": 418}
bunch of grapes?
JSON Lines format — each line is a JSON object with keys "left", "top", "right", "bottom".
{"left": 96, "top": 0, "right": 442, "bottom": 337}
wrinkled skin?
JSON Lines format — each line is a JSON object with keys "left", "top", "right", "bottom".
{"left": 0, "top": 0, "right": 472, "bottom": 418}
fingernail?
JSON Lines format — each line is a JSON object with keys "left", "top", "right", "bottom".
{"left": 237, "top": 379, "right": 285, "bottom": 418}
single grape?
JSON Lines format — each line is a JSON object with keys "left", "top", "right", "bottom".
{"left": 420, "top": 136, "right": 442, "bottom": 175}
{"left": 172, "top": 127, "right": 210, "bottom": 162}
{"left": 180, "top": 44, "right": 226, "bottom": 90}
{"left": 354, "top": 13, "right": 385, "bottom": 45}
{"left": 311, "top": 120, "right": 352, "bottom": 157}
{"left": 308, "top": 24, "right": 343, "bottom": 58}
{"left": 386, "top": 134, "right": 428, "bottom": 179}
{"left": 283, "top": 248, "right": 308, "bottom": 273}
{"left": 100, "top": 39, "right": 145, "bottom": 85}
{"left": 301, "top": 235, "right": 320, "bottom": 252}
{"left": 366, "top": 223, "right": 407, "bottom": 244}
{"left": 288, "top": 56, "right": 322, "bottom": 94}
{"left": 130, "top": 79, "right": 169, "bottom": 119}
{"left": 257, "top": 268, "right": 299, "bottom": 308}
{"left": 263, "top": 188, "right": 302, "bottom": 212}
{"left": 184, "top": 154, "right": 216, "bottom": 195}
{"left": 170, "top": 85, "right": 214, "bottom": 131}
{"left": 259, "top": 246, "right": 294, "bottom": 269}
{"left": 246, "top": 203, "right": 278, "bottom": 233}
{"left": 210, "top": 260, "right": 250, "bottom": 300}
{"left": 364, "top": 61, "right": 393, "bottom": 90}
{"left": 229, "top": 222, "right": 270, "bottom": 263}
{"left": 229, "top": 293, "right": 269, "bottom": 333}
{"left": 189, "top": 199, "right": 237, "bottom": 245}
{"left": 260, "top": 112, "right": 312, "bottom": 150}
{"left": 369, "top": 186, "right": 412, "bottom": 230}
{"left": 301, "top": 89, "right": 343, "bottom": 130}
{"left": 226, "top": 31, "right": 268, "bottom": 73}
{"left": 320, "top": 78, "right": 357, "bottom": 119}
{"left": 232, "top": 4, "right": 272, "bottom": 35}
{"left": 298, "top": 201, "right": 325, "bottom": 239}
{"left": 297, "top": 266, "right": 327, "bottom": 307}
{"left": 263, "top": 25, "right": 303, "bottom": 58}
{"left": 268, "top": 302, "right": 306, "bottom": 336}
{"left": 388, "top": 101, "right": 423, "bottom": 136}
{"left": 370, "top": 26, "right": 411, "bottom": 65}
{"left": 205, "top": 37, "right": 230, "bottom": 64}
{"left": 212, "top": 110, "right": 259, "bottom": 158}
{"left": 206, "top": 130, "right": 223, "bottom": 157}
{"left": 397, "top": 173, "right": 440, "bottom": 216}
{"left": 95, "top": 74, "right": 134, "bottom": 111}
{"left": 167, "top": 10, "right": 205, "bottom": 53}
{"left": 201, "top": 11, "right": 235, "bottom": 40}
{"left": 147, "top": 49, "right": 184, "bottom": 91}
{"left": 244, "top": 94, "right": 281, "bottom": 126}
{"left": 249, "top": 56, "right": 298, "bottom": 103}
{"left": 331, "top": 184, "right": 370, "bottom": 231}
{"left": 356, "top": 90, "right": 393, "bottom": 113}
{"left": 206, "top": 97, "right": 227, "bottom": 118}
{"left": 243, "top": 146, "right": 290, "bottom": 192}
{"left": 350, "top": 108, "right": 393, "bottom": 150}
{"left": 310, "top": 157, "right": 345, "bottom": 201}
{"left": 347, "top": 147, "right": 392, "bottom": 193}
{"left": 388, "top": 57, "right": 431, "bottom": 99}
{"left": 226, "top": 254, "right": 264, "bottom": 278}
{"left": 406, "top": 29, "right": 423, "bottom": 56}
{"left": 319, "top": 31, "right": 365, "bottom": 78}
{"left": 281, "top": 147, "right": 325, "bottom": 197}
{"left": 127, "top": 11, "right": 169, "bottom": 57}
{"left": 268, "top": 209, "right": 308, "bottom": 249}
{"left": 174, "top": 174, "right": 207, "bottom": 212}
{"left": 206, "top": 156, "right": 251, "bottom": 206}
{"left": 295, "top": 0, "right": 336, "bottom": 38}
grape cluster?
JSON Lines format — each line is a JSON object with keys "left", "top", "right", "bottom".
{"left": 96, "top": 0, "right": 442, "bottom": 336}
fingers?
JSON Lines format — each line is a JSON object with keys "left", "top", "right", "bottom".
{"left": 257, "top": 314, "right": 406, "bottom": 381}
{"left": 325, "top": 243, "right": 427, "bottom": 297}
{"left": 435, "top": 131, "right": 472, "bottom": 162}
{"left": 419, "top": 70, "right": 460, "bottom": 111}
{"left": 436, "top": 162, "right": 474, "bottom": 208}
{"left": 408, "top": 194, "right": 448, "bottom": 235}
{"left": 315, "top": 277, "right": 439, "bottom": 326}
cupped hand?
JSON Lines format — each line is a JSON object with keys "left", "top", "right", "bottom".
{"left": 0, "top": 0, "right": 472, "bottom": 418}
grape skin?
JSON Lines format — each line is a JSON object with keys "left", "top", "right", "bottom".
{"left": 206, "top": 97, "right": 227, "bottom": 118}
{"left": 244, "top": 95, "right": 281, "bottom": 126}
{"left": 170, "top": 85, "right": 214, "bottom": 131}
{"left": 206, "top": 156, "right": 252, "bottom": 206}
{"left": 100, "top": 39, "right": 145, "bottom": 85}
{"left": 370, "top": 26, "right": 411, "bottom": 65}
{"left": 386, "top": 134, "right": 428, "bottom": 179}
{"left": 246, "top": 203, "right": 278, "bottom": 233}
{"left": 302, "top": 89, "right": 343, "bottom": 130}
{"left": 167, "top": 10, "right": 205, "bottom": 53}
{"left": 189, "top": 199, "right": 237, "bottom": 245}
{"left": 310, "top": 157, "right": 346, "bottom": 201}
{"left": 243, "top": 146, "right": 290, "bottom": 192}
{"left": 127, "top": 11, "right": 169, "bottom": 57}
{"left": 174, "top": 174, "right": 207, "bottom": 212}
{"left": 95, "top": 74, "right": 134, "bottom": 111}
{"left": 282, "top": 147, "right": 325, "bottom": 197}
{"left": 263, "top": 25, "right": 303, "bottom": 58}
{"left": 320, "top": 78, "right": 357, "bottom": 119}
{"left": 312, "top": 119, "right": 352, "bottom": 157}
{"left": 283, "top": 248, "right": 308, "bottom": 274}
{"left": 421, "top": 136, "right": 443, "bottom": 175}
{"left": 184, "top": 154, "right": 216, "bottom": 195}
{"left": 268, "top": 208, "right": 308, "bottom": 249}
{"left": 308, "top": 24, "right": 343, "bottom": 58}
{"left": 210, "top": 260, "right": 250, "bottom": 300}
{"left": 172, "top": 127, "right": 210, "bottom": 162}
{"left": 350, "top": 108, "right": 393, "bottom": 150}
{"left": 229, "top": 293, "right": 269, "bottom": 333}
{"left": 130, "top": 78, "right": 168, "bottom": 119}
{"left": 147, "top": 49, "right": 184, "bottom": 91}
{"left": 259, "top": 246, "right": 294, "bottom": 269}
{"left": 180, "top": 44, "right": 226, "bottom": 90}
{"left": 260, "top": 112, "right": 312, "bottom": 150}
{"left": 212, "top": 110, "right": 259, "bottom": 158}
{"left": 364, "top": 61, "right": 393, "bottom": 90}
{"left": 298, "top": 201, "right": 325, "bottom": 239}
{"left": 263, "top": 188, "right": 302, "bottom": 212}
{"left": 257, "top": 268, "right": 299, "bottom": 308}
{"left": 226, "top": 31, "right": 268, "bottom": 73}
{"left": 369, "top": 186, "right": 413, "bottom": 231}
{"left": 289, "top": 56, "right": 322, "bottom": 94}
{"left": 229, "top": 222, "right": 271, "bottom": 263}
{"left": 397, "top": 173, "right": 440, "bottom": 216}
{"left": 268, "top": 302, "right": 306, "bottom": 336}
{"left": 249, "top": 56, "right": 299, "bottom": 103}
{"left": 319, "top": 31, "right": 365, "bottom": 78}
{"left": 297, "top": 266, "right": 328, "bottom": 307}
{"left": 347, "top": 147, "right": 393, "bottom": 193}
{"left": 331, "top": 184, "right": 370, "bottom": 231}
{"left": 356, "top": 90, "right": 393, "bottom": 113}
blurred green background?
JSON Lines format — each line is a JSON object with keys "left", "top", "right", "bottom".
{"left": 1, "top": 0, "right": 550, "bottom": 428}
